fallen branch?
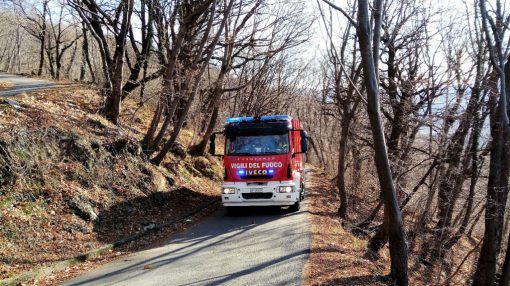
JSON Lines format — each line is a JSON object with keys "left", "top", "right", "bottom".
{"left": 441, "top": 237, "right": 483, "bottom": 285}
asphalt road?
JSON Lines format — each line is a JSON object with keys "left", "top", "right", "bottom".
{"left": 0, "top": 73, "right": 54, "bottom": 96}
{"left": 61, "top": 205, "right": 311, "bottom": 286}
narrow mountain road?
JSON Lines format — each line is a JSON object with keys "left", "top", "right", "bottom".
{"left": 61, "top": 205, "right": 310, "bottom": 286}
{"left": 0, "top": 73, "right": 55, "bottom": 96}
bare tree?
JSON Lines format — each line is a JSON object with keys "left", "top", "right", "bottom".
{"left": 9, "top": 0, "right": 49, "bottom": 76}
{"left": 79, "top": 23, "right": 95, "bottom": 82}
{"left": 45, "top": 3, "right": 81, "bottom": 80}
{"left": 472, "top": 0, "right": 510, "bottom": 285}
{"left": 318, "top": 0, "right": 361, "bottom": 219}
{"left": 192, "top": 0, "right": 312, "bottom": 156}
{"left": 141, "top": 0, "right": 218, "bottom": 156}
{"left": 325, "top": 0, "right": 409, "bottom": 284}
{"left": 70, "top": 0, "right": 135, "bottom": 123}
{"left": 151, "top": 0, "right": 235, "bottom": 165}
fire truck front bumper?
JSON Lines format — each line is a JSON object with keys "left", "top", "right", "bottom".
{"left": 221, "top": 181, "right": 300, "bottom": 207}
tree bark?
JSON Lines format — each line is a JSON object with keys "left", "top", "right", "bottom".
{"left": 473, "top": 2, "right": 510, "bottom": 283}
{"left": 193, "top": 71, "right": 227, "bottom": 156}
{"left": 102, "top": 0, "right": 134, "bottom": 124}
{"left": 80, "top": 25, "right": 95, "bottom": 82}
{"left": 194, "top": 104, "right": 220, "bottom": 155}
{"left": 141, "top": 0, "right": 191, "bottom": 150}
{"left": 337, "top": 112, "right": 350, "bottom": 218}
{"left": 468, "top": 205, "right": 485, "bottom": 237}
{"left": 152, "top": 0, "right": 233, "bottom": 165}
{"left": 37, "top": 28, "right": 45, "bottom": 76}
{"left": 351, "top": 146, "right": 362, "bottom": 195}
{"left": 499, "top": 230, "right": 510, "bottom": 286}
{"left": 356, "top": 0, "right": 408, "bottom": 284}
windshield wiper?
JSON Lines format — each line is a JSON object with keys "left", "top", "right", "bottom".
{"left": 229, "top": 152, "right": 253, "bottom": 156}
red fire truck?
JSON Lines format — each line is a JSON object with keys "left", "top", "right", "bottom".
{"left": 210, "top": 115, "right": 308, "bottom": 212}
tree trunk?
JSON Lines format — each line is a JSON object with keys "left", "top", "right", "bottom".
{"left": 100, "top": 0, "right": 134, "bottom": 124}
{"left": 102, "top": 79, "right": 123, "bottom": 124}
{"left": 351, "top": 146, "right": 362, "bottom": 197}
{"left": 152, "top": 0, "right": 233, "bottom": 165}
{"left": 442, "top": 105, "right": 482, "bottom": 254}
{"left": 6, "top": 44, "right": 15, "bottom": 71}
{"left": 65, "top": 42, "right": 78, "bottom": 79}
{"left": 337, "top": 112, "right": 351, "bottom": 219}
{"left": 193, "top": 73, "right": 227, "bottom": 156}
{"left": 308, "top": 137, "right": 324, "bottom": 166}
{"left": 472, "top": 67, "right": 509, "bottom": 286}
{"left": 36, "top": 1, "right": 48, "bottom": 76}
{"left": 356, "top": 0, "right": 408, "bottom": 284}
{"left": 435, "top": 86, "right": 480, "bottom": 234}
{"left": 468, "top": 205, "right": 485, "bottom": 237}
{"left": 152, "top": 76, "right": 201, "bottom": 165}
{"left": 142, "top": 101, "right": 165, "bottom": 151}
{"left": 473, "top": 1, "right": 510, "bottom": 283}
{"left": 149, "top": 96, "right": 181, "bottom": 153}
{"left": 499, "top": 230, "right": 510, "bottom": 286}
{"left": 15, "top": 26, "right": 21, "bottom": 73}
{"left": 37, "top": 32, "right": 45, "bottom": 76}
{"left": 141, "top": 7, "right": 190, "bottom": 148}
{"left": 194, "top": 104, "right": 220, "bottom": 156}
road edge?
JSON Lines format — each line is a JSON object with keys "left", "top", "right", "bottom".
{"left": 0, "top": 199, "right": 220, "bottom": 286}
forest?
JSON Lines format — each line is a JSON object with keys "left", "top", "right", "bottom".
{"left": 0, "top": 0, "right": 509, "bottom": 285}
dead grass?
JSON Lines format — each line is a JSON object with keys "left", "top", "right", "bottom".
{"left": 0, "top": 86, "right": 223, "bottom": 282}
{"left": 0, "top": 81, "right": 13, "bottom": 89}
{"left": 303, "top": 167, "right": 480, "bottom": 286}
{"left": 303, "top": 168, "right": 388, "bottom": 286}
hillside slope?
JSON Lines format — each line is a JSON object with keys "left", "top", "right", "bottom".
{"left": 0, "top": 87, "right": 222, "bottom": 280}
{"left": 303, "top": 168, "right": 480, "bottom": 286}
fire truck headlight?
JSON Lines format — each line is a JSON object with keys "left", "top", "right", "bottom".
{"left": 222, "top": 187, "right": 236, "bottom": 194}
{"left": 278, "top": 186, "right": 294, "bottom": 193}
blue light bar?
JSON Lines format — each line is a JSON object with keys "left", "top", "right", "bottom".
{"left": 227, "top": 116, "right": 254, "bottom": 123}
{"left": 268, "top": 169, "right": 275, "bottom": 174}
{"left": 226, "top": 115, "right": 292, "bottom": 123}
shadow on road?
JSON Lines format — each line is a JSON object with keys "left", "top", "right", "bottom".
{"left": 64, "top": 200, "right": 309, "bottom": 286}
{"left": 93, "top": 187, "right": 216, "bottom": 244}
{"left": 222, "top": 205, "right": 296, "bottom": 217}
{"left": 177, "top": 249, "right": 309, "bottom": 286}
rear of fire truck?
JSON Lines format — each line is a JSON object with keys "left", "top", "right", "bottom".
{"left": 209, "top": 115, "right": 308, "bottom": 212}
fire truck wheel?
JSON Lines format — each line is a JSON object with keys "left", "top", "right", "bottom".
{"left": 289, "top": 201, "right": 300, "bottom": 212}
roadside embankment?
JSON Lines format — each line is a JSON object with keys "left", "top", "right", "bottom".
{"left": 0, "top": 87, "right": 223, "bottom": 284}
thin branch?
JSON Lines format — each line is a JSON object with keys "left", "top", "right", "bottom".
{"left": 322, "top": 0, "right": 358, "bottom": 27}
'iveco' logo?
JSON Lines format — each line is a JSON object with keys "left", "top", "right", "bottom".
{"left": 247, "top": 170, "right": 268, "bottom": 175}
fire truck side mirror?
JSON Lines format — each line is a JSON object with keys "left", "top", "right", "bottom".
{"left": 209, "top": 133, "right": 216, "bottom": 155}
{"left": 300, "top": 130, "right": 308, "bottom": 153}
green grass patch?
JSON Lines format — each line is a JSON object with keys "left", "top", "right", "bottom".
{"left": 0, "top": 221, "right": 19, "bottom": 240}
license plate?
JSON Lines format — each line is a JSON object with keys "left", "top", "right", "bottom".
{"left": 250, "top": 188, "right": 263, "bottom": 193}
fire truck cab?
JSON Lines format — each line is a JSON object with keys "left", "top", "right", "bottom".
{"left": 209, "top": 115, "right": 308, "bottom": 212}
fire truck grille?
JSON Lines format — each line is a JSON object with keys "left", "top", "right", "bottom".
{"left": 242, "top": 193, "right": 273, "bottom": 200}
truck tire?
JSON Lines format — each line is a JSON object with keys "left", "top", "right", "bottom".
{"left": 289, "top": 201, "right": 300, "bottom": 212}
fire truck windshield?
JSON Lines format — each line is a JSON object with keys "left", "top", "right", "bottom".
{"left": 226, "top": 133, "right": 289, "bottom": 155}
